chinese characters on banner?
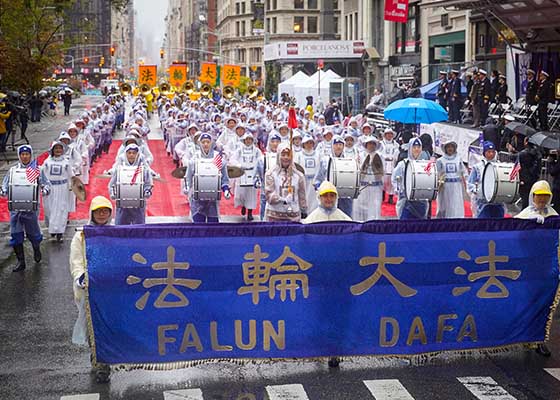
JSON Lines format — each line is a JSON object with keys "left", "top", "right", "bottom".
{"left": 222, "top": 64, "right": 242, "bottom": 87}
{"left": 138, "top": 65, "right": 157, "bottom": 86}
{"left": 168, "top": 64, "right": 187, "bottom": 89}
{"left": 199, "top": 62, "right": 217, "bottom": 86}
{"left": 384, "top": 0, "right": 409, "bottom": 23}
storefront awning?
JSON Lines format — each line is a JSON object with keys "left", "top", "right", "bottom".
{"left": 421, "top": 0, "right": 560, "bottom": 48}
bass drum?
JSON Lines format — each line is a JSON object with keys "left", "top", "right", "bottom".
{"left": 482, "top": 162, "right": 519, "bottom": 204}
{"left": 116, "top": 166, "right": 145, "bottom": 208}
{"left": 8, "top": 168, "right": 39, "bottom": 212}
{"left": 193, "top": 159, "right": 222, "bottom": 201}
{"left": 404, "top": 160, "right": 438, "bottom": 201}
{"left": 327, "top": 157, "right": 359, "bottom": 199}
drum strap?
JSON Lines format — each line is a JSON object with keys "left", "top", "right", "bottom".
{"left": 360, "top": 181, "right": 382, "bottom": 187}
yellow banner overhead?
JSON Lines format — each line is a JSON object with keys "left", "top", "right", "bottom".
{"left": 138, "top": 65, "right": 157, "bottom": 86}
{"left": 199, "top": 63, "right": 217, "bottom": 86}
{"left": 222, "top": 64, "right": 242, "bottom": 87}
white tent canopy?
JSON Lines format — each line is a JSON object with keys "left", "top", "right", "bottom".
{"left": 293, "top": 69, "right": 341, "bottom": 108}
{"left": 277, "top": 71, "right": 310, "bottom": 100}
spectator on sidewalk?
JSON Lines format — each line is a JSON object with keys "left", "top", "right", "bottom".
{"left": 62, "top": 90, "right": 72, "bottom": 116}
{"left": 0, "top": 102, "right": 11, "bottom": 152}
{"left": 30, "top": 95, "right": 43, "bottom": 122}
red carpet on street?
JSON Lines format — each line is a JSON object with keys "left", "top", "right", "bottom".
{"left": 0, "top": 139, "right": 477, "bottom": 221}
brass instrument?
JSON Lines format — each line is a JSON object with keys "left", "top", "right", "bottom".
{"left": 159, "top": 82, "right": 173, "bottom": 98}
{"left": 182, "top": 80, "right": 195, "bottom": 94}
{"left": 247, "top": 85, "right": 259, "bottom": 99}
{"left": 139, "top": 83, "right": 151, "bottom": 96}
{"left": 120, "top": 83, "right": 132, "bottom": 96}
{"left": 200, "top": 83, "right": 212, "bottom": 97}
{"left": 223, "top": 85, "right": 235, "bottom": 100}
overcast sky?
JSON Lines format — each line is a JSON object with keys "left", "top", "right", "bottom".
{"left": 134, "top": 0, "right": 167, "bottom": 66}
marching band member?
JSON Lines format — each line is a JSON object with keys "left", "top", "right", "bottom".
{"left": 391, "top": 137, "right": 431, "bottom": 220}
{"left": 436, "top": 141, "right": 467, "bottom": 218}
{"left": 232, "top": 132, "right": 262, "bottom": 221}
{"left": 343, "top": 132, "right": 358, "bottom": 158}
{"left": 74, "top": 119, "right": 95, "bottom": 184}
{"left": 59, "top": 131, "right": 82, "bottom": 213}
{"left": 42, "top": 140, "right": 74, "bottom": 241}
{"left": 264, "top": 143, "right": 307, "bottom": 222}
{"left": 467, "top": 141, "right": 505, "bottom": 218}
{"left": 303, "top": 181, "right": 351, "bottom": 223}
{"left": 297, "top": 135, "right": 321, "bottom": 213}
{"left": 184, "top": 133, "right": 232, "bottom": 223}
{"left": 316, "top": 127, "right": 334, "bottom": 157}
{"left": 109, "top": 143, "right": 153, "bottom": 225}
{"left": 379, "top": 128, "right": 399, "bottom": 204}
{"left": 216, "top": 117, "right": 238, "bottom": 153}
{"left": 1, "top": 145, "right": 50, "bottom": 272}
{"left": 67, "top": 124, "right": 89, "bottom": 183}
{"left": 313, "top": 135, "right": 353, "bottom": 217}
{"left": 354, "top": 136, "right": 383, "bottom": 221}
{"left": 256, "top": 133, "right": 281, "bottom": 221}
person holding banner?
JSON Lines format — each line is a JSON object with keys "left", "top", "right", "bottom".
{"left": 467, "top": 141, "right": 505, "bottom": 218}
{"left": 231, "top": 132, "right": 262, "bottom": 221}
{"left": 109, "top": 144, "right": 153, "bottom": 225}
{"left": 264, "top": 143, "right": 307, "bottom": 222}
{"left": 184, "top": 133, "right": 232, "bottom": 223}
{"left": 1, "top": 145, "right": 50, "bottom": 272}
{"left": 69, "top": 195, "right": 113, "bottom": 383}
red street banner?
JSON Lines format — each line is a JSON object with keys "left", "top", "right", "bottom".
{"left": 384, "top": 0, "right": 409, "bottom": 23}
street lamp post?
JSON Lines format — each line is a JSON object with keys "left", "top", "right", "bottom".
{"left": 63, "top": 55, "right": 75, "bottom": 69}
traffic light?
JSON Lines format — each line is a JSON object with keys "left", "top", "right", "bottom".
{"left": 110, "top": 46, "right": 115, "bottom": 57}
{"left": 160, "top": 48, "right": 164, "bottom": 59}
{"left": 84, "top": 57, "right": 89, "bottom": 63}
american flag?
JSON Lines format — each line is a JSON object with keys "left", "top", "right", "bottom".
{"left": 213, "top": 150, "right": 223, "bottom": 170}
{"left": 130, "top": 164, "right": 142, "bottom": 185}
{"left": 423, "top": 157, "right": 436, "bottom": 175}
{"left": 509, "top": 160, "right": 521, "bottom": 181}
{"left": 26, "top": 159, "right": 40, "bottom": 183}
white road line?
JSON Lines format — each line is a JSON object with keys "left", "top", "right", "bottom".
{"left": 545, "top": 368, "right": 560, "bottom": 382}
{"left": 163, "top": 389, "right": 204, "bottom": 400}
{"left": 265, "top": 384, "right": 310, "bottom": 399}
{"left": 363, "top": 379, "right": 415, "bottom": 400}
{"left": 60, "top": 395, "right": 100, "bottom": 400}
{"left": 457, "top": 376, "right": 517, "bottom": 400}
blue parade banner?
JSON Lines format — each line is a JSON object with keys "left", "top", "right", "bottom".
{"left": 84, "top": 219, "right": 560, "bottom": 367}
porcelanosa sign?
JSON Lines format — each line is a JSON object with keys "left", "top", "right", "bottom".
{"left": 264, "top": 41, "right": 365, "bottom": 61}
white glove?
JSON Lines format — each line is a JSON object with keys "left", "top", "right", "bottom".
{"left": 41, "top": 187, "right": 50, "bottom": 196}
{"left": 285, "top": 193, "right": 294, "bottom": 204}
{"left": 75, "top": 273, "right": 86, "bottom": 289}
{"left": 254, "top": 180, "right": 261, "bottom": 189}
{"left": 224, "top": 190, "right": 231, "bottom": 200}
{"left": 535, "top": 215, "right": 545, "bottom": 224}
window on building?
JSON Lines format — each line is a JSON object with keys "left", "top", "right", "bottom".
{"left": 266, "top": 0, "right": 270, "bottom": 11}
{"left": 272, "top": 0, "right": 277, "bottom": 9}
{"left": 354, "top": 12, "right": 359, "bottom": 39}
{"left": 308, "top": 16, "right": 318, "bottom": 33}
{"left": 308, "top": 0, "right": 318, "bottom": 9}
{"left": 253, "top": 48, "right": 262, "bottom": 63}
{"left": 236, "top": 21, "right": 240, "bottom": 36}
{"left": 241, "top": 1, "right": 246, "bottom": 13}
{"left": 294, "top": 16, "right": 304, "bottom": 33}
{"left": 242, "top": 20, "right": 246, "bottom": 36}
{"left": 333, "top": 16, "right": 339, "bottom": 34}
{"left": 272, "top": 17, "right": 277, "bottom": 33}
{"left": 239, "top": 49, "right": 246, "bottom": 63}
{"left": 294, "top": 0, "right": 304, "bottom": 9}
{"left": 266, "top": 17, "right": 270, "bottom": 33}
{"left": 236, "top": 2, "right": 240, "bottom": 14}
{"left": 349, "top": 14, "right": 353, "bottom": 40}
{"left": 394, "top": 4, "right": 419, "bottom": 54}
{"left": 345, "top": 15, "right": 348, "bottom": 39}
{"left": 333, "top": 0, "right": 338, "bottom": 9}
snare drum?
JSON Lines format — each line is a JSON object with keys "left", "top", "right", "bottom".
{"left": 8, "top": 167, "right": 39, "bottom": 212}
{"left": 116, "top": 166, "right": 144, "bottom": 208}
{"left": 482, "top": 162, "right": 519, "bottom": 204}
{"left": 193, "top": 159, "right": 222, "bottom": 201}
{"left": 327, "top": 157, "right": 359, "bottom": 199}
{"left": 404, "top": 160, "right": 438, "bottom": 201}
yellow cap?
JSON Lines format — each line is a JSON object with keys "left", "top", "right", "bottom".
{"left": 318, "top": 181, "right": 338, "bottom": 196}
{"left": 90, "top": 195, "right": 113, "bottom": 212}
{"left": 532, "top": 180, "right": 553, "bottom": 196}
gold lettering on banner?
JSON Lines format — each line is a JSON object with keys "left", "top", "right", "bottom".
{"left": 350, "top": 242, "right": 417, "bottom": 297}
{"left": 179, "top": 323, "right": 203, "bottom": 353}
{"left": 457, "top": 314, "right": 478, "bottom": 342}
{"left": 380, "top": 317, "right": 400, "bottom": 347}
{"left": 238, "top": 245, "right": 313, "bottom": 305}
{"left": 406, "top": 317, "right": 427, "bottom": 346}
{"left": 235, "top": 320, "right": 257, "bottom": 350}
{"left": 263, "top": 320, "right": 286, "bottom": 351}
{"left": 210, "top": 321, "right": 233, "bottom": 351}
{"left": 127, "top": 246, "right": 202, "bottom": 310}
{"left": 453, "top": 240, "right": 521, "bottom": 299}
{"left": 437, "top": 314, "right": 458, "bottom": 343}
{"left": 158, "top": 324, "right": 178, "bottom": 356}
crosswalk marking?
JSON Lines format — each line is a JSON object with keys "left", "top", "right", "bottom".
{"left": 163, "top": 389, "right": 204, "bottom": 400}
{"left": 544, "top": 368, "right": 560, "bottom": 382}
{"left": 265, "top": 384, "right": 310, "bottom": 399}
{"left": 457, "top": 376, "right": 516, "bottom": 400}
{"left": 60, "top": 395, "right": 100, "bottom": 400}
{"left": 363, "top": 379, "right": 415, "bottom": 400}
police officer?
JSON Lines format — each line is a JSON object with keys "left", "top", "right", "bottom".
{"left": 536, "top": 71, "right": 553, "bottom": 131}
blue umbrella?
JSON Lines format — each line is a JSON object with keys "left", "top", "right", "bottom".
{"left": 384, "top": 97, "right": 448, "bottom": 124}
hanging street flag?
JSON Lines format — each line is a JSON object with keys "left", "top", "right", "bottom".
{"left": 169, "top": 64, "right": 187, "bottom": 89}
{"left": 384, "top": 0, "right": 409, "bottom": 23}
{"left": 199, "top": 63, "right": 218, "bottom": 86}
{"left": 138, "top": 65, "right": 157, "bottom": 87}
{"left": 221, "top": 64, "right": 242, "bottom": 88}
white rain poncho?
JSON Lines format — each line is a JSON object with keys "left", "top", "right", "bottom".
{"left": 436, "top": 141, "right": 468, "bottom": 218}
{"left": 353, "top": 137, "right": 384, "bottom": 222}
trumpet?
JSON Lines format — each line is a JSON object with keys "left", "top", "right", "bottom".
{"left": 120, "top": 83, "right": 132, "bottom": 96}
{"left": 223, "top": 85, "right": 235, "bottom": 100}
{"left": 200, "top": 83, "right": 212, "bottom": 97}
{"left": 182, "top": 80, "right": 195, "bottom": 94}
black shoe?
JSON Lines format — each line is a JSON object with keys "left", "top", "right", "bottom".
{"left": 388, "top": 195, "right": 394, "bottom": 205}
{"left": 247, "top": 210, "right": 254, "bottom": 221}
{"left": 95, "top": 364, "right": 111, "bottom": 383}
{"left": 328, "top": 357, "right": 340, "bottom": 368}
{"left": 12, "top": 244, "right": 26, "bottom": 272}
{"left": 536, "top": 343, "right": 552, "bottom": 357}
{"left": 241, "top": 206, "right": 246, "bottom": 216}
{"left": 56, "top": 234, "right": 63, "bottom": 242}
{"left": 32, "top": 243, "right": 42, "bottom": 263}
